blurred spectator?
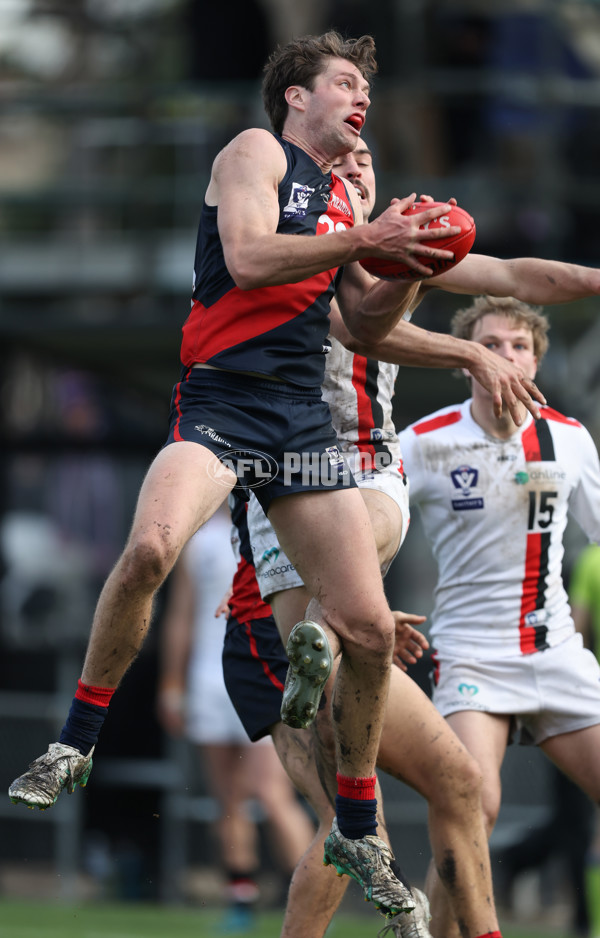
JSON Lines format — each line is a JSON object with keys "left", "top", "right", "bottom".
{"left": 571, "top": 544, "right": 600, "bottom": 655}
{"left": 157, "top": 507, "right": 314, "bottom": 931}
{"left": 571, "top": 543, "right": 600, "bottom": 938}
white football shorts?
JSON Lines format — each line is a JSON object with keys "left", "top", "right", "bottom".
{"left": 186, "top": 667, "right": 270, "bottom": 746}
{"left": 247, "top": 457, "right": 410, "bottom": 601}
{"left": 432, "top": 631, "right": 600, "bottom": 745}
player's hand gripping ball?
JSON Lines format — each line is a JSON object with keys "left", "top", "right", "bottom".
{"left": 360, "top": 201, "right": 475, "bottom": 281}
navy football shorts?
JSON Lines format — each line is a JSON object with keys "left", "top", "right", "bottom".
{"left": 222, "top": 613, "right": 288, "bottom": 742}
{"left": 164, "top": 368, "right": 357, "bottom": 513}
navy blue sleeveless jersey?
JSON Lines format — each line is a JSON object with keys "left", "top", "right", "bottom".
{"left": 181, "top": 135, "right": 355, "bottom": 388}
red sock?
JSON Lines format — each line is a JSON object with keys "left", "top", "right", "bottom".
{"left": 475, "top": 932, "right": 502, "bottom": 938}
{"left": 75, "top": 679, "right": 116, "bottom": 708}
{"left": 336, "top": 772, "right": 377, "bottom": 800}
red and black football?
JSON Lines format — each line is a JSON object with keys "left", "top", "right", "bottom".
{"left": 359, "top": 201, "right": 476, "bottom": 281}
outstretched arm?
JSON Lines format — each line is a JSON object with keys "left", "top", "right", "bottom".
{"left": 425, "top": 253, "right": 600, "bottom": 304}
{"left": 329, "top": 302, "right": 545, "bottom": 423}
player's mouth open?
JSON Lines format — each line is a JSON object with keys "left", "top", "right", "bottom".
{"left": 345, "top": 114, "right": 364, "bottom": 132}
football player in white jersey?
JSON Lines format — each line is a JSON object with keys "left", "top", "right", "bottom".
{"left": 240, "top": 145, "right": 600, "bottom": 938}
{"left": 399, "top": 295, "right": 600, "bottom": 938}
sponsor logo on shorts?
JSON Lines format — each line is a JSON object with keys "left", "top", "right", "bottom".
{"left": 261, "top": 563, "right": 296, "bottom": 578}
{"left": 262, "top": 547, "right": 280, "bottom": 563}
{"left": 195, "top": 425, "right": 232, "bottom": 447}
{"left": 450, "top": 464, "right": 483, "bottom": 511}
{"left": 458, "top": 682, "right": 479, "bottom": 698}
{"left": 283, "top": 182, "right": 315, "bottom": 217}
{"left": 514, "top": 471, "right": 529, "bottom": 484}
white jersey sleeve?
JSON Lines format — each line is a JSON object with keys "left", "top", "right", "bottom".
{"left": 399, "top": 400, "right": 600, "bottom": 659}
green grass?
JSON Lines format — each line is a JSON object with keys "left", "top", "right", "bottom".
{"left": 0, "top": 899, "right": 582, "bottom": 938}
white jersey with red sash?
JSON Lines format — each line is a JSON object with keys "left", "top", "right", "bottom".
{"left": 399, "top": 400, "right": 600, "bottom": 658}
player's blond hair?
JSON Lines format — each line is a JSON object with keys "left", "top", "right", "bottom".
{"left": 451, "top": 295, "right": 550, "bottom": 363}
{"left": 262, "top": 31, "right": 377, "bottom": 136}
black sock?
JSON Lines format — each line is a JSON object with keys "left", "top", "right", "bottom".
{"left": 59, "top": 696, "right": 108, "bottom": 755}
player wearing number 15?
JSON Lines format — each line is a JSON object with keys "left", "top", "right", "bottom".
{"left": 398, "top": 296, "right": 600, "bottom": 938}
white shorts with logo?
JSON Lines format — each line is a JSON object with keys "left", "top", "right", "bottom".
{"left": 247, "top": 457, "right": 410, "bottom": 601}
{"left": 432, "top": 631, "right": 600, "bottom": 745}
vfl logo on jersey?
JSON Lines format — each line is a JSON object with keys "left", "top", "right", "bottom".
{"left": 450, "top": 464, "right": 484, "bottom": 511}
{"left": 283, "top": 182, "right": 315, "bottom": 217}
{"left": 370, "top": 428, "right": 384, "bottom": 442}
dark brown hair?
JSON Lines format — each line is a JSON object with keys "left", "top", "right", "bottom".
{"left": 262, "top": 31, "right": 377, "bottom": 135}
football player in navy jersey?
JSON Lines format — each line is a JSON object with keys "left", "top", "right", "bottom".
{"left": 7, "top": 31, "right": 488, "bottom": 922}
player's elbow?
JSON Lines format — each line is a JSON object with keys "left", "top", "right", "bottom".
{"left": 348, "top": 318, "right": 389, "bottom": 346}
{"left": 227, "top": 261, "right": 261, "bottom": 291}
{"left": 338, "top": 329, "right": 364, "bottom": 353}
{"left": 223, "top": 246, "right": 264, "bottom": 291}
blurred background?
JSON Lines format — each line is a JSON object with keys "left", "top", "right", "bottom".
{"left": 1, "top": 0, "right": 600, "bottom": 934}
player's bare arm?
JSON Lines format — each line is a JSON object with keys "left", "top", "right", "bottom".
{"left": 212, "top": 130, "right": 460, "bottom": 290}
{"left": 328, "top": 302, "right": 545, "bottom": 423}
{"left": 424, "top": 252, "right": 600, "bottom": 304}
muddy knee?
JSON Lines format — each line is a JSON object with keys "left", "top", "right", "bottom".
{"left": 120, "top": 535, "right": 178, "bottom": 592}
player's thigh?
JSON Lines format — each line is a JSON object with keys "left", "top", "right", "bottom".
{"left": 542, "top": 723, "right": 600, "bottom": 802}
{"left": 360, "top": 488, "right": 404, "bottom": 571}
{"left": 446, "top": 710, "right": 510, "bottom": 826}
{"left": 129, "top": 442, "right": 235, "bottom": 553}
{"left": 268, "top": 488, "right": 387, "bottom": 627}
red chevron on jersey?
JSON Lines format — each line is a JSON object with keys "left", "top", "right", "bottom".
{"left": 182, "top": 271, "right": 337, "bottom": 366}
{"left": 413, "top": 409, "right": 462, "bottom": 436}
